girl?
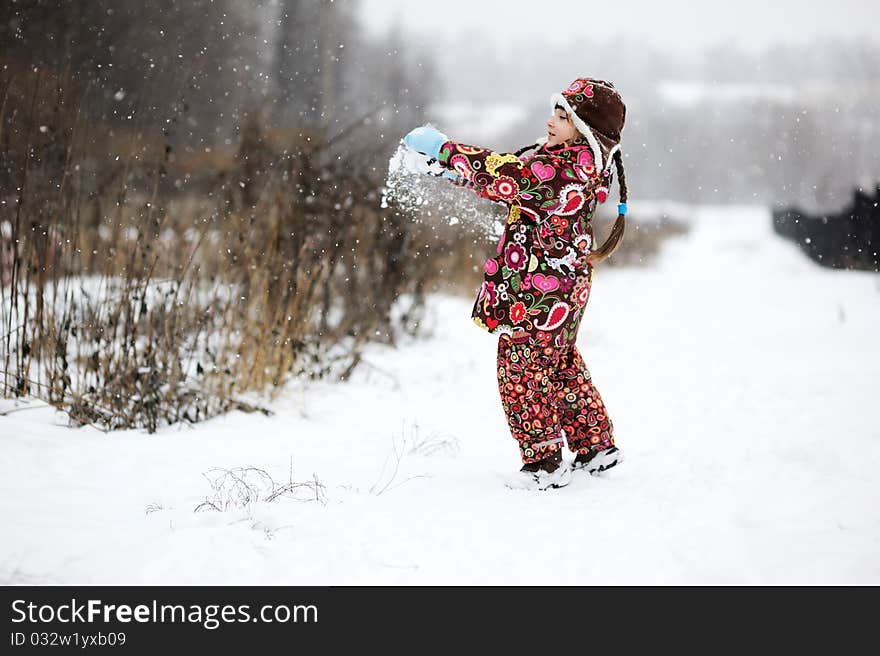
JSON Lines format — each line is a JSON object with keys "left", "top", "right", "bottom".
{"left": 404, "top": 77, "right": 628, "bottom": 490}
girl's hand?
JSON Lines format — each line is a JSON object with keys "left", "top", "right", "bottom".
{"left": 403, "top": 124, "right": 448, "bottom": 160}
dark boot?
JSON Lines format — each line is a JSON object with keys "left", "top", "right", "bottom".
{"left": 572, "top": 446, "right": 623, "bottom": 475}
{"left": 520, "top": 448, "right": 563, "bottom": 474}
{"left": 507, "top": 449, "right": 571, "bottom": 490}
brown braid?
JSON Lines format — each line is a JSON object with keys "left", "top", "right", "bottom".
{"left": 613, "top": 149, "right": 628, "bottom": 203}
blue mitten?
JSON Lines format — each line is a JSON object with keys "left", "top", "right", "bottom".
{"left": 403, "top": 124, "right": 448, "bottom": 160}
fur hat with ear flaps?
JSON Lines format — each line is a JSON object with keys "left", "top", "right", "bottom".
{"left": 550, "top": 77, "right": 625, "bottom": 175}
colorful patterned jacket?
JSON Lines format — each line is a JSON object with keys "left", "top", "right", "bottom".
{"left": 437, "top": 138, "right": 615, "bottom": 347}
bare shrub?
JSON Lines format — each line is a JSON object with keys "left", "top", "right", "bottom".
{"left": 0, "top": 66, "right": 449, "bottom": 430}
{"left": 407, "top": 423, "right": 461, "bottom": 458}
{"left": 194, "top": 463, "right": 327, "bottom": 515}
{"left": 369, "top": 421, "right": 454, "bottom": 496}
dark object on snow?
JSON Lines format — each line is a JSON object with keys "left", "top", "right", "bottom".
{"left": 772, "top": 186, "right": 880, "bottom": 272}
{"left": 572, "top": 446, "right": 624, "bottom": 475}
{"left": 520, "top": 449, "right": 564, "bottom": 474}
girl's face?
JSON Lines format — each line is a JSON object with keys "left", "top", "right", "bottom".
{"left": 546, "top": 107, "right": 579, "bottom": 147}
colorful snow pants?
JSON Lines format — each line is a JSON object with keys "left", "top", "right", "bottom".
{"left": 497, "top": 333, "right": 615, "bottom": 464}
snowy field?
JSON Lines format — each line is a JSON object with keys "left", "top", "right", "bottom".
{"left": 2, "top": 204, "right": 878, "bottom": 585}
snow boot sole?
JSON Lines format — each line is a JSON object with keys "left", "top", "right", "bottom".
{"left": 503, "top": 465, "right": 573, "bottom": 491}
{"left": 572, "top": 447, "right": 624, "bottom": 476}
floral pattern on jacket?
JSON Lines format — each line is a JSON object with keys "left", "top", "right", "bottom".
{"left": 437, "top": 138, "right": 614, "bottom": 348}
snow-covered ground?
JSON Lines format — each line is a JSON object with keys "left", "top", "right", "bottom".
{"left": 2, "top": 204, "right": 879, "bottom": 584}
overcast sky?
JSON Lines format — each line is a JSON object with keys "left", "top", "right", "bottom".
{"left": 357, "top": 0, "right": 880, "bottom": 54}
